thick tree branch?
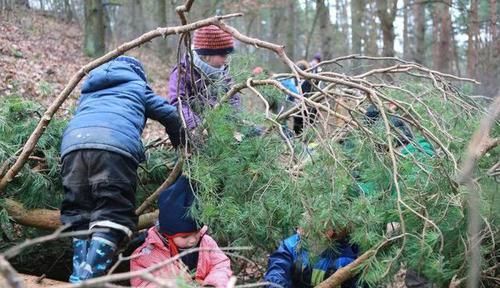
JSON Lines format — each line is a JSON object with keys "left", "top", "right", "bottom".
{"left": 3, "top": 199, "right": 158, "bottom": 231}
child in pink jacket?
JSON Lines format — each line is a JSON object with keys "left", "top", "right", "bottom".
{"left": 130, "top": 176, "right": 232, "bottom": 287}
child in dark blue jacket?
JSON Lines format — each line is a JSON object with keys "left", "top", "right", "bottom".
{"left": 59, "top": 56, "right": 184, "bottom": 283}
{"left": 264, "top": 229, "right": 359, "bottom": 287}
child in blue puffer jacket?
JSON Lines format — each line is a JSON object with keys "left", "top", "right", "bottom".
{"left": 59, "top": 56, "right": 184, "bottom": 283}
{"left": 264, "top": 228, "right": 359, "bottom": 288}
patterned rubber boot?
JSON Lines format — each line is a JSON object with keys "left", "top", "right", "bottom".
{"left": 79, "top": 237, "right": 117, "bottom": 281}
{"left": 69, "top": 238, "right": 89, "bottom": 283}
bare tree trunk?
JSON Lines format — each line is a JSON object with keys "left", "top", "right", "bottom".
{"left": 467, "top": 0, "right": 479, "bottom": 78}
{"left": 351, "top": 0, "right": 364, "bottom": 55}
{"left": 63, "top": 0, "right": 72, "bottom": 22}
{"left": 436, "top": 0, "right": 452, "bottom": 73}
{"left": 376, "top": 0, "right": 398, "bottom": 57}
{"left": 305, "top": 4, "right": 320, "bottom": 59}
{"left": 490, "top": 0, "right": 499, "bottom": 41}
{"left": 317, "top": 0, "right": 333, "bottom": 60}
{"left": 413, "top": 0, "right": 425, "bottom": 64}
{"left": 286, "top": 0, "right": 296, "bottom": 60}
{"left": 84, "top": 0, "right": 105, "bottom": 57}
{"left": 154, "top": 0, "right": 169, "bottom": 59}
{"left": 269, "top": 5, "right": 284, "bottom": 70}
{"left": 490, "top": 0, "right": 497, "bottom": 49}
{"left": 365, "top": 2, "right": 379, "bottom": 56}
{"left": 403, "top": 0, "right": 409, "bottom": 60}
{"left": 452, "top": 26, "right": 461, "bottom": 76}
{"left": 431, "top": 3, "right": 440, "bottom": 70}
{"left": 340, "top": 0, "right": 349, "bottom": 53}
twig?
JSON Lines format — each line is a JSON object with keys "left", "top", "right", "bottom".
{"left": 135, "top": 157, "right": 184, "bottom": 215}
{"left": 2, "top": 225, "right": 105, "bottom": 259}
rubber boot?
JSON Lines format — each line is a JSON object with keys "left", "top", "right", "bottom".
{"left": 79, "top": 237, "right": 117, "bottom": 281}
{"left": 69, "top": 238, "right": 89, "bottom": 283}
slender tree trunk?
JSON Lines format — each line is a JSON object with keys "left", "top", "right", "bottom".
{"left": 403, "top": 0, "right": 409, "bottom": 60}
{"left": 84, "top": 0, "right": 105, "bottom": 57}
{"left": 436, "top": 0, "right": 452, "bottom": 73}
{"left": 286, "top": 0, "right": 296, "bottom": 60}
{"left": 467, "top": 0, "right": 479, "bottom": 78}
{"left": 63, "top": 0, "right": 72, "bottom": 22}
{"left": 318, "top": 0, "right": 333, "bottom": 60}
{"left": 431, "top": 4, "right": 440, "bottom": 69}
{"left": 376, "top": 0, "right": 398, "bottom": 57}
{"left": 305, "top": 4, "right": 320, "bottom": 59}
{"left": 351, "top": 0, "right": 364, "bottom": 55}
{"left": 269, "top": 6, "right": 284, "bottom": 70}
{"left": 154, "top": 0, "right": 169, "bottom": 59}
{"left": 366, "top": 2, "right": 379, "bottom": 56}
{"left": 340, "top": 0, "right": 350, "bottom": 53}
{"left": 413, "top": 0, "right": 425, "bottom": 64}
{"left": 491, "top": 0, "right": 497, "bottom": 42}
{"left": 452, "top": 26, "right": 461, "bottom": 76}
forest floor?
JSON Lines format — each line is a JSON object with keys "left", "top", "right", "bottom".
{"left": 0, "top": 7, "right": 175, "bottom": 139}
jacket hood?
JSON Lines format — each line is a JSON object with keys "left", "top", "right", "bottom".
{"left": 82, "top": 57, "right": 146, "bottom": 94}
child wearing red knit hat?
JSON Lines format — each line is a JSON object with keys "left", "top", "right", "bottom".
{"left": 168, "top": 25, "right": 240, "bottom": 130}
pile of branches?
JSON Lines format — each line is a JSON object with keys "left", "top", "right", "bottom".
{"left": 0, "top": 0, "right": 498, "bottom": 287}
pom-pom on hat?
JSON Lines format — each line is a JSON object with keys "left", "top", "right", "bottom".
{"left": 193, "top": 25, "right": 234, "bottom": 56}
{"left": 158, "top": 175, "right": 201, "bottom": 236}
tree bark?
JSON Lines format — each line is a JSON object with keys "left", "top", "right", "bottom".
{"left": 351, "top": 0, "right": 364, "bottom": 55}
{"left": 63, "top": 0, "right": 72, "bottom": 22}
{"left": 286, "top": 0, "right": 296, "bottom": 60}
{"left": 467, "top": 0, "right": 479, "bottom": 78}
{"left": 402, "top": 0, "right": 409, "bottom": 60}
{"left": 154, "top": 0, "right": 169, "bottom": 59}
{"left": 365, "top": 2, "right": 379, "bottom": 56}
{"left": 413, "top": 0, "right": 425, "bottom": 64}
{"left": 3, "top": 198, "right": 158, "bottom": 231}
{"left": 435, "top": 0, "right": 452, "bottom": 73}
{"left": 305, "top": 3, "right": 320, "bottom": 59}
{"left": 376, "top": 0, "right": 398, "bottom": 57}
{"left": 317, "top": 0, "right": 333, "bottom": 60}
{"left": 84, "top": 0, "right": 105, "bottom": 57}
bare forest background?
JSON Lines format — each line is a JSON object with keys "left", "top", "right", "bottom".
{"left": 1, "top": 0, "right": 498, "bottom": 98}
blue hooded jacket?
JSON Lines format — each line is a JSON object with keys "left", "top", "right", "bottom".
{"left": 264, "top": 233, "right": 358, "bottom": 287}
{"left": 61, "top": 56, "right": 182, "bottom": 164}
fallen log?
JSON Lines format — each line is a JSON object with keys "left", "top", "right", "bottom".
{"left": 3, "top": 199, "right": 158, "bottom": 231}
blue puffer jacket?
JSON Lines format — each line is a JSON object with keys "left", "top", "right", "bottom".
{"left": 264, "top": 233, "right": 358, "bottom": 288}
{"left": 61, "top": 56, "right": 182, "bottom": 164}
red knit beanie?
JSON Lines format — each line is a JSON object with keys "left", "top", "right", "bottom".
{"left": 193, "top": 25, "right": 234, "bottom": 56}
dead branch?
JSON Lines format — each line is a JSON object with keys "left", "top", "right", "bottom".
{"left": 0, "top": 13, "right": 243, "bottom": 195}
{"left": 0, "top": 255, "right": 23, "bottom": 288}
{"left": 457, "top": 95, "right": 500, "bottom": 288}
{"left": 3, "top": 198, "right": 158, "bottom": 231}
{"left": 2, "top": 225, "right": 103, "bottom": 259}
{"left": 175, "top": 0, "right": 195, "bottom": 25}
{"left": 317, "top": 238, "right": 394, "bottom": 288}
{"left": 135, "top": 158, "right": 184, "bottom": 215}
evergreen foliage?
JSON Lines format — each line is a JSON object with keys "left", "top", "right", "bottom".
{"left": 184, "top": 76, "right": 498, "bottom": 286}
